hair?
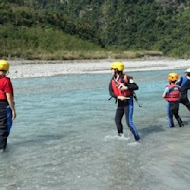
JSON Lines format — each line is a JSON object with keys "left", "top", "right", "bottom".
{"left": 0, "top": 70, "right": 7, "bottom": 75}
{"left": 118, "top": 71, "right": 123, "bottom": 76}
{"left": 169, "top": 80, "right": 176, "bottom": 84}
{"left": 186, "top": 72, "right": 190, "bottom": 77}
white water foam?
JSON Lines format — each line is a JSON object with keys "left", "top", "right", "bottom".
{"left": 104, "top": 134, "right": 130, "bottom": 142}
{"left": 128, "top": 141, "right": 141, "bottom": 146}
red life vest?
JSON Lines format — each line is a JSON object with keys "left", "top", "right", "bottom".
{"left": 165, "top": 84, "right": 181, "bottom": 102}
{"left": 111, "top": 74, "right": 133, "bottom": 97}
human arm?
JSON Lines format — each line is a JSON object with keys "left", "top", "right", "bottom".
{"left": 121, "top": 78, "right": 138, "bottom": 91}
{"left": 127, "top": 79, "right": 139, "bottom": 91}
{"left": 3, "top": 78, "right": 16, "bottom": 120}
{"left": 162, "top": 87, "right": 169, "bottom": 99}
{"left": 6, "top": 93, "right": 16, "bottom": 120}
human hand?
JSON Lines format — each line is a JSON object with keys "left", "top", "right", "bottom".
{"left": 120, "top": 86, "right": 128, "bottom": 91}
{"left": 118, "top": 83, "right": 124, "bottom": 89}
{"left": 12, "top": 110, "right": 16, "bottom": 120}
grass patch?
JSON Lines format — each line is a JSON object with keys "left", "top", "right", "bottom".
{"left": 20, "top": 50, "right": 163, "bottom": 60}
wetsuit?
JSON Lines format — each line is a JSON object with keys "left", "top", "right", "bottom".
{"left": 163, "top": 84, "right": 183, "bottom": 127}
{"left": 0, "top": 76, "right": 13, "bottom": 150}
{"left": 109, "top": 75, "right": 140, "bottom": 141}
{"left": 176, "top": 76, "right": 190, "bottom": 111}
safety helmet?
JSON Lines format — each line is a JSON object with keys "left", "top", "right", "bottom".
{"left": 168, "top": 73, "right": 178, "bottom": 82}
{"left": 110, "top": 62, "right": 118, "bottom": 70}
{"left": 185, "top": 68, "right": 190, "bottom": 73}
{"left": 0, "top": 60, "right": 9, "bottom": 71}
{"left": 116, "top": 62, "right": 124, "bottom": 71}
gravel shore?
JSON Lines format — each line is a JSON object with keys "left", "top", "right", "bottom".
{"left": 8, "top": 58, "right": 190, "bottom": 79}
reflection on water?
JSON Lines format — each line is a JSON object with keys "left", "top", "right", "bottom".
{"left": 0, "top": 69, "right": 190, "bottom": 190}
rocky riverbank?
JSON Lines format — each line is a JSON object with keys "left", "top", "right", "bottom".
{"left": 8, "top": 58, "right": 190, "bottom": 79}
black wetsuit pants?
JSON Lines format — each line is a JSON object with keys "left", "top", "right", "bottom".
{"left": 180, "top": 94, "right": 190, "bottom": 111}
{"left": 0, "top": 101, "right": 11, "bottom": 150}
{"left": 167, "top": 102, "right": 183, "bottom": 127}
{"left": 115, "top": 98, "right": 140, "bottom": 140}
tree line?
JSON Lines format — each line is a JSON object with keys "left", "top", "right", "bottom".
{"left": 0, "top": 0, "right": 190, "bottom": 59}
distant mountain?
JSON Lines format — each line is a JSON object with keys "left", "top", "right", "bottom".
{"left": 0, "top": 0, "right": 190, "bottom": 58}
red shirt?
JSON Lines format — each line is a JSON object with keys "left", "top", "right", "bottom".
{"left": 0, "top": 76, "right": 14, "bottom": 100}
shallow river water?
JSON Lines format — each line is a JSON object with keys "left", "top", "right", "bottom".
{"left": 0, "top": 67, "right": 190, "bottom": 190}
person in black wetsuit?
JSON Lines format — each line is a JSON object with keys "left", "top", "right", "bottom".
{"left": 176, "top": 68, "right": 190, "bottom": 111}
{"left": 109, "top": 62, "right": 140, "bottom": 141}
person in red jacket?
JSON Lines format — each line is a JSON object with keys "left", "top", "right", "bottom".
{"left": 162, "top": 73, "right": 183, "bottom": 128}
{"left": 0, "top": 60, "right": 16, "bottom": 152}
{"left": 109, "top": 62, "right": 140, "bottom": 141}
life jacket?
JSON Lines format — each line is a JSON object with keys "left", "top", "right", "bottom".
{"left": 165, "top": 84, "right": 181, "bottom": 102}
{"left": 111, "top": 74, "right": 133, "bottom": 97}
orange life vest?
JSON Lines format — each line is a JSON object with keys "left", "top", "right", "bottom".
{"left": 111, "top": 74, "right": 133, "bottom": 97}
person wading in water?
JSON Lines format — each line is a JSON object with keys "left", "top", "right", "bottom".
{"left": 162, "top": 73, "right": 184, "bottom": 128}
{"left": 176, "top": 68, "right": 190, "bottom": 112}
{"left": 109, "top": 62, "right": 140, "bottom": 141}
{"left": 0, "top": 60, "right": 16, "bottom": 152}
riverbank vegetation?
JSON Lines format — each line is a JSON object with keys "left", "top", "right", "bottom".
{"left": 0, "top": 0, "right": 189, "bottom": 60}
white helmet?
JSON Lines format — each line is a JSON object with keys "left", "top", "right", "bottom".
{"left": 185, "top": 68, "right": 190, "bottom": 73}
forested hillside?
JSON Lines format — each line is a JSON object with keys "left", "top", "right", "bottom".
{"left": 0, "top": 0, "right": 190, "bottom": 59}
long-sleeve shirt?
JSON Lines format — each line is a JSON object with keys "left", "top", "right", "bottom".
{"left": 176, "top": 76, "right": 190, "bottom": 96}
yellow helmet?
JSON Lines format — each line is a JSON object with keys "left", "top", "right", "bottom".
{"left": 110, "top": 62, "right": 118, "bottom": 70}
{"left": 116, "top": 62, "right": 124, "bottom": 71}
{"left": 168, "top": 73, "right": 178, "bottom": 82}
{"left": 0, "top": 60, "right": 9, "bottom": 71}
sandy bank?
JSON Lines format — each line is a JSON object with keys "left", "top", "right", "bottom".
{"left": 8, "top": 58, "right": 190, "bottom": 79}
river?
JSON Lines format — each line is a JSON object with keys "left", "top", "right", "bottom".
{"left": 0, "top": 62, "right": 190, "bottom": 190}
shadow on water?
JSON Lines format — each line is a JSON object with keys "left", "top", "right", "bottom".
{"left": 139, "top": 125, "right": 165, "bottom": 138}
{"left": 183, "top": 121, "right": 190, "bottom": 125}
{"left": 181, "top": 116, "right": 190, "bottom": 125}
{"left": 10, "top": 134, "right": 66, "bottom": 147}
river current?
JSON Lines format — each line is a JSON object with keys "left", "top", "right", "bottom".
{"left": 0, "top": 67, "right": 190, "bottom": 190}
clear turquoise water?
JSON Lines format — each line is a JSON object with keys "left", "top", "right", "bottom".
{"left": 0, "top": 69, "right": 190, "bottom": 190}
